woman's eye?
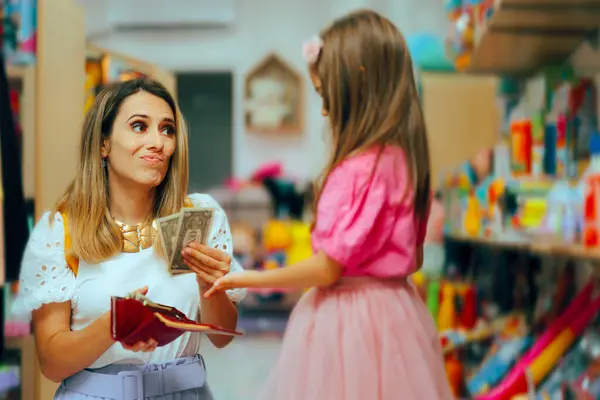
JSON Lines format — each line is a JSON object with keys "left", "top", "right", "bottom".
{"left": 161, "top": 125, "right": 176, "bottom": 135}
{"left": 131, "top": 121, "right": 147, "bottom": 133}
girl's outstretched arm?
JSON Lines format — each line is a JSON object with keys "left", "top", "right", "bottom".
{"left": 203, "top": 251, "right": 343, "bottom": 298}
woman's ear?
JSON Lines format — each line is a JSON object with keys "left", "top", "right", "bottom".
{"left": 100, "top": 140, "right": 110, "bottom": 158}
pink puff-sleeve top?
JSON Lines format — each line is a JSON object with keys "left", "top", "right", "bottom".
{"left": 311, "top": 146, "right": 431, "bottom": 279}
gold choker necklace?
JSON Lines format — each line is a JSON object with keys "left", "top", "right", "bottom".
{"left": 114, "top": 219, "right": 158, "bottom": 253}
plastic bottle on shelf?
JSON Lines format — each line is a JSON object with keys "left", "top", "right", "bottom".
{"left": 583, "top": 134, "right": 600, "bottom": 248}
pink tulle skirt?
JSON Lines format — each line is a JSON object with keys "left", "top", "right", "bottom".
{"left": 262, "top": 278, "right": 454, "bottom": 400}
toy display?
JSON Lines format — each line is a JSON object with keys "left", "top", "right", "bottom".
{"left": 217, "top": 163, "right": 313, "bottom": 311}
{"left": 444, "top": 0, "right": 495, "bottom": 70}
{"left": 2, "top": 0, "right": 36, "bottom": 65}
{"left": 475, "top": 283, "right": 596, "bottom": 399}
{"left": 84, "top": 59, "right": 103, "bottom": 115}
{"left": 435, "top": 3, "right": 600, "bottom": 397}
{"left": 82, "top": 53, "right": 150, "bottom": 114}
{"left": 440, "top": 69, "right": 599, "bottom": 247}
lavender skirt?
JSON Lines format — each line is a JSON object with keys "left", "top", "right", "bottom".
{"left": 54, "top": 356, "right": 214, "bottom": 400}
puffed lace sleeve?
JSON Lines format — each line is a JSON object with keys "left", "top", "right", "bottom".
{"left": 187, "top": 193, "right": 247, "bottom": 303}
{"left": 12, "top": 212, "right": 76, "bottom": 320}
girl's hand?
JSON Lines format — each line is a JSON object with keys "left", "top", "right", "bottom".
{"left": 182, "top": 242, "right": 231, "bottom": 288}
{"left": 203, "top": 270, "right": 260, "bottom": 298}
{"left": 120, "top": 285, "right": 158, "bottom": 353}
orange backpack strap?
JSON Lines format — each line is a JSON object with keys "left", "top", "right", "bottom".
{"left": 61, "top": 212, "right": 79, "bottom": 276}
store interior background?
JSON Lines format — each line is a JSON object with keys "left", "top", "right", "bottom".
{"left": 4, "top": 0, "right": 600, "bottom": 399}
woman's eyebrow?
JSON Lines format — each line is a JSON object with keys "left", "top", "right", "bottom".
{"left": 127, "top": 114, "right": 149, "bottom": 122}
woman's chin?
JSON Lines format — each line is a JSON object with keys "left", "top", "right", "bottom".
{"left": 136, "top": 172, "right": 166, "bottom": 188}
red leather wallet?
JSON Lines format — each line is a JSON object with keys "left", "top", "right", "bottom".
{"left": 110, "top": 296, "right": 243, "bottom": 347}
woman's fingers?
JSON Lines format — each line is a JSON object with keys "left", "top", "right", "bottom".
{"left": 123, "top": 338, "right": 157, "bottom": 352}
{"left": 126, "top": 285, "right": 149, "bottom": 300}
{"left": 183, "top": 247, "right": 224, "bottom": 270}
{"left": 188, "top": 242, "right": 232, "bottom": 264}
{"left": 140, "top": 338, "right": 158, "bottom": 352}
{"left": 187, "top": 262, "right": 217, "bottom": 287}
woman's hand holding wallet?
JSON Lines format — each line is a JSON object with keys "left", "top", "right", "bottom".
{"left": 110, "top": 285, "right": 243, "bottom": 349}
{"left": 117, "top": 286, "right": 158, "bottom": 353}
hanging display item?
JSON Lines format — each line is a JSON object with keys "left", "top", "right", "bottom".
{"left": 0, "top": 51, "right": 29, "bottom": 282}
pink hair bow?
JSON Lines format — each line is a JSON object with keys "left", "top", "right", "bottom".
{"left": 302, "top": 36, "right": 323, "bottom": 64}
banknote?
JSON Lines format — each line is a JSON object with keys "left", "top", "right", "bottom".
{"left": 169, "top": 207, "right": 215, "bottom": 275}
{"left": 155, "top": 212, "right": 183, "bottom": 264}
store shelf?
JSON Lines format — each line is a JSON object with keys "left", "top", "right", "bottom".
{"left": 447, "top": 233, "right": 600, "bottom": 260}
{"left": 492, "top": 0, "right": 600, "bottom": 31}
{"left": 468, "top": 0, "right": 600, "bottom": 74}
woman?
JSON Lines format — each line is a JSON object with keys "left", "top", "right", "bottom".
{"left": 12, "top": 78, "right": 245, "bottom": 399}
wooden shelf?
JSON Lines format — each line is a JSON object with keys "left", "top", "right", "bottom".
{"left": 491, "top": 0, "right": 600, "bottom": 31}
{"left": 447, "top": 233, "right": 600, "bottom": 260}
{"left": 86, "top": 44, "right": 177, "bottom": 98}
{"left": 468, "top": 0, "right": 600, "bottom": 74}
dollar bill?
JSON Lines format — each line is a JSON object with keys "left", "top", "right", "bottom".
{"left": 155, "top": 212, "right": 183, "bottom": 264}
{"left": 169, "top": 207, "right": 215, "bottom": 275}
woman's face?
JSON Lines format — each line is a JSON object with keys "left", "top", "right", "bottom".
{"left": 101, "top": 91, "right": 177, "bottom": 188}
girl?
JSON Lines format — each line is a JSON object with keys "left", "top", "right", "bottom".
{"left": 205, "top": 9, "right": 453, "bottom": 400}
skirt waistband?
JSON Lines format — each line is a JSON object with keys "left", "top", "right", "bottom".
{"left": 327, "top": 276, "right": 409, "bottom": 290}
{"left": 62, "top": 355, "right": 206, "bottom": 400}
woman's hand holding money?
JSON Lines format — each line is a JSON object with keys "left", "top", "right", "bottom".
{"left": 181, "top": 242, "right": 231, "bottom": 287}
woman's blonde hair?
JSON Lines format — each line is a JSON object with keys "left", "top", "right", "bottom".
{"left": 312, "top": 9, "right": 431, "bottom": 220}
{"left": 53, "top": 78, "right": 189, "bottom": 263}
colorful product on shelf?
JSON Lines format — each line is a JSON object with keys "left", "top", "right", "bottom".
{"left": 101, "top": 54, "right": 148, "bottom": 85}
{"left": 583, "top": 135, "right": 600, "bottom": 248}
{"left": 510, "top": 120, "right": 532, "bottom": 176}
{"left": 567, "top": 358, "right": 600, "bottom": 399}
{"left": 468, "top": 335, "right": 533, "bottom": 396}
{"left": 444, "top": 0, "right": 463, "bottom": 21}
{"left": 531, "top": 112, "right": 545, "bottom": 177}
{"left": 445, "top": 352, "right": 464, "bottom": 397}
{"left": 537, "top": 331, "right": 600, "bottom": 399}
{"left": 84, "top": 59, "right": 103, "bottom": 115}
{"left": 438, "top": 282, "right": 458, "bottom": 331}
{"left": 2, "top": 0, "right": 36, "bottom": 64}
{"left": 427, "top": 280, "right": 441, "bottom": 321}
{"left": 555, "top": 113, "right": 569, "bottom": 178}
{"left": 463, "top": 191, "right": 482, "bottom": 236}
{"left": 476, "top": 283, "right": 600, "bottom": 400}
{"left": 447, "top": 12, "right": 474, "bottom": 71}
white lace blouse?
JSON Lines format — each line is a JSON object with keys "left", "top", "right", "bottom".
{"left": 11, "top": 193, "right": 246, "bottom": 369}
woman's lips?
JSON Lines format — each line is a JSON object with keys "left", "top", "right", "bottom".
{"left": 140, "top": 155, "right": 165, "bottom": 165}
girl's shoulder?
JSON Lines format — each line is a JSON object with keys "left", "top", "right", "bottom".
{"left": 332, "top": 145, "right": 407, "bottom": 181}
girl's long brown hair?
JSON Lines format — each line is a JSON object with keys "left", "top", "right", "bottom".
{"left": 313, "top": 9, "right": 430, "bottom": 220}
{"left": 53, "top": 78, "right": 189, "bottom": 263}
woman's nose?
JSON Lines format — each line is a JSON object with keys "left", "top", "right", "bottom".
{"left": 147, "top": 128, "right": 165, "bottom": 150}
